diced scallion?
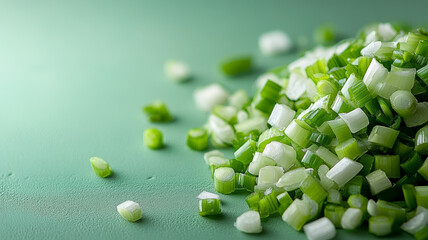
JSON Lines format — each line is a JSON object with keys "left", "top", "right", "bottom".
{"left": 117, "top": 200, "right": 142, "bottom": 222}
{"left": 90, "top": 157, "right": 113, "bottom": 178}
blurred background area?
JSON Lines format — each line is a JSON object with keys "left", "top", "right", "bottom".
{"left": 0, "top": 0, "right": 427, "bottom": 239}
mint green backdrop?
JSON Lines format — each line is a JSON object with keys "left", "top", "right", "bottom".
{"left": 0, "top": 0, "right": 426, "bottom": 239}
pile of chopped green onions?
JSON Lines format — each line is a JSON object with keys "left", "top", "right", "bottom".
{"left": 196, "top": 23, "right": 428, "bottom": 238}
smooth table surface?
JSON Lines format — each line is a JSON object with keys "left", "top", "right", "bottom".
{"left": 0, "top": 0, "right": 426, "bottom": 239}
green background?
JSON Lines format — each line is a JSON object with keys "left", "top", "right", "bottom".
{"left": 0, "top": 0, "right": 426, "bottom": 239}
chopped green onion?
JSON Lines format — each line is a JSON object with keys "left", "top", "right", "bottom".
{"left": 235, "top": 173, "right": 256, "bottom": 192}
{"left": 369, "top": 216, "right": 393, "bottom": 237}
{"left": 268, "top": 104, "right": 296, "bottom": 131}
{"left": 197, "top": 191, "right": 221, "bottom": 216}
{"left": 90, "top": 157, "right": 113, "bottom": 178}
{"left": 401, "top": 152, "right": 423, "bottom": 176}
{"left": 326, "top": 157, "right": 363, "bottom": 187}
{"left": 117, "top": 200, "right": 142, "bottom": 222}
{"left": 214, "top": 167, "right": 235, "bottom": 194}
{"left": 415, "top": 125, "right": 428, "bottom": 155}
{"left": 415, "top": 227, "right": 428, "bottom": 240}
{"left": 314, "top": 24, "right": 336, "bottom": 46}
{"left": 282, "top": 199, "right": 311, "bottom": 231}
{"left": 234, "top": 139, "right": 257, "bottom": 164}
{"left": 284, "top": 120, "right": 312, "bottom": 148}
{"left": 220, "top": 55, "right": 252, "bottom": 76}
{"left": 230, "top": 159, "right": 245, "bottom": 173}
{"left": 277, "top": 192, "right": 293, "bottom": 215}
{"left": 324, "top": 204, "right": 345, "bottom": 228}
{"left": 203, "top": 150, "right": 224, "bottom": 165}
{"left": 339, "top": 108, "right": 369, "bottom": 133}
{"left": 415, "top": 186, "right": 428, "bottom": 208}
{"left": 262, "top": 141, "right": 299, "bottom": 170}
{"left": 144, "top": 128, "right": 164, "bottom": 150}
{"left": 143, "top": 101, "right": 173, "bottom": 122}
{"left": 366, "top": 169, "right": 392, "bottom": 195}
{"left": 246, "top": 192, "right": 262, "bottom": 210}
{"left": 213, "top": 105, "right": 238, "bottom": 124}
{"left": 402, "top": 184, "right": 417, "bottom": 210}
{"left": 228, "top": 90, "right": 250, "bottom": 110}
{"left": 315, "top": 147, "right": 340, "bottom": 168}
{"left": 327, "top": 189, "right": 342, "bottom": 205}
{"left": 348, "top": 81, "right": 373, "bottom": 107}
{"left": 390, "top": 90, "right": 418, "bottom": 117}
{"left": 341, "top": 175, "right": 369, "bottom": 198}
{"left": 304, "top": 217, "right": 336, "bottom": 240}
{"left": 276, "top": 167, "right": 309, "bottom": 191}
{"left": 209, "top": 114, "right": 235, "bottom": 145}
{"left": 401, "top": 206, "right": 428, "bottom": 235}
{"left": 257, "top": 128, "right": 284, "bottom": 152}
{"left": 331, "top": 93, "right": 355, "bottom": 114}
{"left": 362, "top": 58, "right": 388, "bottom": 97}
{"left": 234, "top": 117, "right": 267, "bottom": 135}
{"left": 164, "top": 60, "right": 190, "bottom": 83}
{"left": 341, "top": 208, "right": 363, "bottom": 230}
{"left": 328, "top": 118, "right": 352, "bottom": 143}
{"left": 186, "top": 128, "right": 208, "bottom": 151}
{"left": 257, "top": 166, "right": 284, "bottom": 185}
{"left": 300, "top": 174, "right": 328, "bottom": 204}
{"left": 335, "top": 138, "right": 363, "bottom": 160}
{"left": 418, "top": 157, "right": 428, "bottom": 181}
{"left": 403, "top": 102, "right": 428, "bottom": 127}
{"left": 259, "top": 30, "right": 292, "bottom": 55}
{"left": 374, "top": 155, "right": 401, "bottom": 179}
{"left": 194, "top": 84, "right": 229, "bottom": 111}
{"left": 235, "top": 210, "right": 263, "bottom": 233}
{"left": 347, "top": 194, "right": 368, "bottom": 212}
{"left": 358, "top": 154, "right": 374, "bottom": 176}
{"left": 417, "top": 64, "right": 428, "bottom": 86}
{"left": 368, "top": 125, "right": 399, "bottom": 149}
{"left": 248, "top": 152, "right": 277, "bottom": 176}
{"left": 318, "top": 165, "right": 338, "bottom": 191}
{"left": 376, "top": 200, "right": 407, "bottom": 224}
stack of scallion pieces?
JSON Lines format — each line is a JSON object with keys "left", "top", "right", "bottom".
{"left": 197, "top": 23, "right": 428, "bottom": 239}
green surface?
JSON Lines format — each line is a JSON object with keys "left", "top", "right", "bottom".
{"left": 0, "top": 0, "right": 426, "bottom": 239}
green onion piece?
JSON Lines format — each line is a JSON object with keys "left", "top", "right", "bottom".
{"left": 417, "top": 64, "right": 428, "bottom": 86}
{"left": 203, "top": 150, "right": 224, "bottom": 165}
{"left": 300, "top": 174, "right": 328, "bottom": 204}
{"left": 415, "top": 186, "right": 428, "bottom": 208}
{"left": 414, "top": 226, "right": 428, "bottom": 240}
{"left": 305, "top": 59, "right": 328, "bottom": 83}
{"left": 276, "top": 167, "right": 309, "bottom": 191}
{"left": 369, "top": 216, "right": 393, "bottom": 237}
{"left": 341, "top": 208, "right": 363, "bottom": 230}
{"left": 328, "top": 118, "right": 352, "bottom": 143}
{"left": 348, "top": 81, "right": 373, "bottom": 107}
{"left": 347, "top": 194, "right": 368, "bottom": 213}
{"left": 331, "top": 93, "right": 355, "bottom": 114}
{"left": 390, "top": 90, "right": 418, "bottom": 117}
{"left": 393, "top": 141, "right": 414, "bottom": 158}
{"left": 229, "top": 158, "right": 245, "bottom": 173}
{"left": 144, "top": 128, "right": 164, "bottom": 149}
{"left": 403, "top": 184, "right": 417, "bottom": 210}
{"left": 257, "top": 166, "right": 284, "bottom": 185}
{"left": 358, "top": 154, "right": 374, "bottom": 176}
{"left": 194, "top": 84, "right": 229, "bottom": 112}
{"left": 415, "top": 125, "right": 428, "bottom": 155}
{"left": 228, "top": 89, "right": 250, "bottom": 110}
{"left": 117, "top": 200, "right": 142, "bottom": 222}
{"left": 213, "top": 105, "right": 238, "bottom": 124}
{"left": 251, "top": 93, "right": 275, "bottom": 113}
{"left": 219, "top": 55, "right": 252, "bottom": 76}
{"left": 328, "top": 67, "right": 347, "bottom": 80}
{"left": 258, "top": 190, "right": 280, "bottom": 218}
{"left": 335, "top": 138, "right": 363, "bottom": 160}
{"left": 248, "top": 152, "right": 277, "bottom": 176}
{"left": 295, "top": 98, "right": 312, "bottom": 110}
{"left": 303, "top": 108, "right": 333, "bottom": 128}
{"left": 401, "top": 152, "right": 423, "bottom": 176}
{"left": 315, "top": 146, "right": 340, "bottom": 168}
{"left": 377, "top": 200, "right": 407, "bottom": 224}
{"left": 142, "top": 101, "right": 173, "bottom": 122}
{"left": 368, "top": 125, "right": 399, "bottom": 149}
{"left": 403, "top": 102, "right": 428, "bottom": 128}
{"left": 209, "top": 156, "right": 230, "bottom": 178}
{"left": 197, "top": 191, "right": 221, "bottom": 216}
{"left": 214, "top": 167, "right": 235, "bottom": 194}
{"left": 328, "top": 54, "right": 347, "bottom": 69}
{"left": 363, "top": 58, "right": 388, "bottom": 97}
{"left": 374, "top": 155, "right": 401, "bottom": 179}
{"left": 284, "top": 120, "right": 312, "bottom": 148}
{"left": 263, "top": 141, "right": 299, "bottom": 170}
{"left": 318, "top": 165, "right": 338, "bottom": 191}
{"left": 267, "top": 104, "right": 296, "bottom": 131}
{"left": 341, "top": 175, "right": 369, "bottom": 199}
{"left": 324, "top": 204, "right": 345, "bottom": 228}
{"left": 418, "top": 157, "right": 428, "bottom": 181}
{"left": 416, "top": 40, "right": 428, "bottom": 57}
{"left": 209, "top": 114, "right": 235, "bottom": 145}
{"left": 234, "top": 210, "right": 263, "bottom": 234}
{"left": 317, "top": 79, "right": 338, "bottom": 97}
{"left": 309, "top": 132, "right": 333, "bottom": 146}
{"left": 257, "top": 128, "right": 285, "bottom": 152}
{"left": 90, "top": 157, "right": 113, "bottom": 178}
{"left": 301, "top": 150, "right": 324, "bottom": 171}
{"left": 234, "top": 139, "right": 257, "bottom": 164}
{"left": 366, "top": 169, "right": 392, "bottom": 195}
{"left": 246, "top": 192, "right": 262, "bottom": 210}
{"left": 327, "top": 189, "right": 342, "bottom": 205}
{"left": 186, "top": 128, "right": 208, "bottom": 151}
{"left": 164, "top": 60, "right": 190, "bottom": 83}
{"left": 235, "top": 173, "right": 256, "bottom": 192}
{"left": 234, "top": 117, "right": 267, "bottom": 135}
{"left": 304, "top": 217, "right": 336, "bottom": 240}
{"left": 339, "top": 108, "right": 369, "bottom": 133}
{"left": 260, "top": 80, "right": 282, "bottom": 102}
{"left": 282, "top": 199, "right": 311, "bottom": 231}
{"left": 401, "top": 206, "right": 428, "bottom": 235}
{"left": 326, "top": 157, "right": 363, "bottom": 187}
{"left": 276, "top": 192, "right": 293, "bottom": 215}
